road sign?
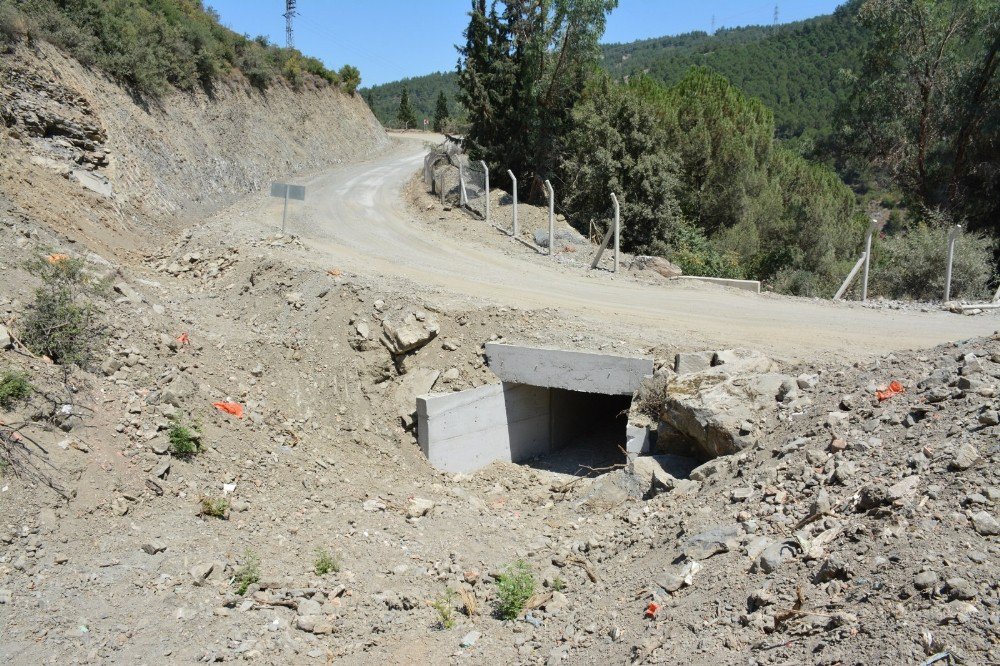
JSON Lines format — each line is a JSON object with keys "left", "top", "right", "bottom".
{"left": 270, "top": 182, "right": 306, "bottom": 233}
{"left": 270, "top": 183, "right": 305, "bottom": 201}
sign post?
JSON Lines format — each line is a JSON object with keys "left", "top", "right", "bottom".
{"left": 270, "top": 183, "right": 306, "bottom": 234}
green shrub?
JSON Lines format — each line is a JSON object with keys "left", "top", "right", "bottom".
{"left": 339, "top": 65, "right": 361, "bottom": 95}
{"left": 0, "top": 371, "right": 32, "bottom": 410}
{"left": 313, "top": 548, "right": 339, "bottom": 575}
{"left": 234, "top": 549, "right": 260, "bottom": 595}
{"left": 494, "top": 560, "right": 535, "bottom": 620}
{"left": 430, "top": 590, "right": 456, "bottom": 629}
{"left": 868, "top": 222, "right": 994, "bottom": 301}
{"left": 0, "top": 2, "right": 28, "bottom": 45}
{"left": 551, "top": 577, "right": 566, "bottom": 592}
{"left": 200, "top": 496, "right": 229, "bottom": 519}
{"left": 20, "top": 254, "right": 107, "bottom": 368}
{"left": 168, "top": 415, "right": 201, "bottom": 458}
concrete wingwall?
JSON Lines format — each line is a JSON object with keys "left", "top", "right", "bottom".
{"left": 417, "top": 383, "right": 551, "bottom": 473}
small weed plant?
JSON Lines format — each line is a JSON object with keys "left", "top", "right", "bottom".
{"left": 314, "top": 548, "right": 339, "bottom": 575}
{"left": 20, "top": 254, "right": 108, "bottom": 367}
{"left": 168, "top": 415, "right": 202, "bottom": 457}
{"left": 495, "top": 559, "right": 536, "bottom": 620}
{"left": 431, "top": 590, "right": 456, "bottom": 629}
{"left": 0, "top": 371, "right": 32, "bottom": 410}
{"left": 234, "top": 550, "right": 261, "bottom": 595}
{"left": 200, "top": 496, "right": 229, "bottom": 519}
{"left": 551, "top": 576, "right": 566, "bottom": 592}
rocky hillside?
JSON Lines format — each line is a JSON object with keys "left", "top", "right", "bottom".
{"left": 1, "top": 41, "right": 387, "bottom": 254}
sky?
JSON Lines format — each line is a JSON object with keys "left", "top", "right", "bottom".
{"left": 206, "top": 1, "right": 845, "bottom": 87}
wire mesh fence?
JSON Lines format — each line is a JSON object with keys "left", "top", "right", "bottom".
{"left": 463, "top": 160, "right": 488, "bottom": 220}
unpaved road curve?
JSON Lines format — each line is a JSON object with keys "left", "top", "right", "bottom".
{"left": 282, "top": 133, "right": 995, "bottom": 360}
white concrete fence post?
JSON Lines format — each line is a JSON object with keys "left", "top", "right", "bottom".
{"left": 611, "top": 192, "right": 620, "bottom": 273}
{"left": 507, "top": 169, "right": 517, "bottom": 237}
{"left": 544, "top": 179, "right": 555, "bottom": 257}
{"left": 480, "top": 160, "right": 489, "bottom": 225}
{"left": 944, "top": 224, "right": 961, "bottom": 302}
{"left": 834, "top": 252, "right": 868, "bottom": 300}
{"left": 861, "top": 218, "right": 878, "bottom": 302}
{"left": 459, "top": 163, "right": 468, "bottom": 207}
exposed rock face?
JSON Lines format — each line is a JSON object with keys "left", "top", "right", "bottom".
{"left": 655, "top": 350, "right": 790, "bottom": 459}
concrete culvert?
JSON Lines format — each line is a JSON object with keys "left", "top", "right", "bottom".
{"left": 415, "top": 344, "right": 655, "bottom": 474}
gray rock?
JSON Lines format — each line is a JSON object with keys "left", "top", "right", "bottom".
{"left": 381, "top": 313, "right": 440, "bottom": 355}
{"left": 685, "top": 524, "right": 741, "bottom": 560}
{"left": 534, "top": 228, "right": 586, "bottom": 248}
{"left": 406, "top": 497, "right": 435, "bottom": 519}
{"left": 141, "top": 540, "right": 167, "bottom": 555}
{"left": 460, "top": 630, "right": 481, "bottom": 648}
{"left": 674, "top": 351, "right": 714, "bottom": 375}
{"left": 632, "top": 255, "right": 683, "bottom": 278}
{"left": 0, "top": 324, "right": 11, "bottom": 350}
{"left": 950, "top": 444, "right": 980, "bottom": 471}
{"left": 190, "top": 562, "right": 214, "bottom": 585}
{"left": 0, "top": 589, "right": 11, "bottom": 604}
{"left": 297, "top": 598, "right": 322, "bottom": 616}
{"left": 756, "top": 541, "right": 796, "bottom": 574}
{"left": 946, "top": 577, "right": 977, "bottom": 600}
{"left": 978, "top": 409, "right": 1000, "bottom": 426}
{"left": 913, "top": 571, "right": 938, "bottom": 590}
{"left": 970, "top": 511, "right": 1000, "bottom": 536}
{"left": 391, "top": 367, "right": 440, "bottom": 428}
{"left": 796, "top": 373, "right": 819, "bottom": 390}
{"left": 152, "top": 461, "right": 170, "bottom": 480}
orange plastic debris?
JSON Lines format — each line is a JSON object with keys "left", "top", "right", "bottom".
{"left": 876, "top": 380, "right": 905, "bottom": 402}
{"left": 327, "top": 268, "right": 342, "bottom": 277}
{"left": 644, "top": 602, "right": 660, "bottom": 619}
{"left": 46, "top": 253, "right": 69, "bottom": 264}
{"left": 213, "top": 402, "right": 244, "bottom": 419}
{"left": 176, "top": 332, "right": 190, "bottom": 345}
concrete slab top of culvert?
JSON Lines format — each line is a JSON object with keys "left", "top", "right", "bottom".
{"left": 483, "top": 343, "right": 654, "bottom": 395}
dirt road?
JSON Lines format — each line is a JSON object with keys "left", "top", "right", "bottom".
{"left": 276, "top": 133, "right": 994, "bottom": 360}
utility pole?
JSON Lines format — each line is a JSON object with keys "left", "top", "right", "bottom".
{"left": 284, "top": 0, "right": 298, "bottom": 50}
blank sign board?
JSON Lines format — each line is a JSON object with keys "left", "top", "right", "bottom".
{"left": 270, "top": 183, "right": 305, "bottom": 200}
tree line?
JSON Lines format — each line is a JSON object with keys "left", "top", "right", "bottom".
{"left": 452, "top": 0, "right": 998, "bottom": 299}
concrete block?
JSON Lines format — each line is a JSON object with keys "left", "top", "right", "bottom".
{"left": 416, "top": 383, "right": 551, "bottom": 473}
{"left": 674, "top": 351, "right": 714, "bottom": 374}
{"left": 484, "top": 344, "right": 653, "bottom": 396}
{"left": 626, "top": 423, "right": 653, "bottom": 454}
{"left": 673, "top": 275, "right": 761, "bottom": 293}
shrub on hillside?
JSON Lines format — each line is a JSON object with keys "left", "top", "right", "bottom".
{"left": 339, "top": 65, "right": 361, "bottom": 95}
{"left": 868, "top": 223, "right": 994, "bottom": 301}
{"left": 0, "top": 2, "right": 28, "bottom": 45}
{"left": 20, "top": 254, "right": 107, "bottom": 368}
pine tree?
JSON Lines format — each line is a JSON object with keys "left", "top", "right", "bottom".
{"left": 396, "top": 88, "right": 417, "bottom": 129}
{"left": 433, "top": 91, "right": 449, "bottom": 132}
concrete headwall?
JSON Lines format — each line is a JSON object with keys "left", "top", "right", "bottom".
{"left": 484, "top": 344, "right": 654, "bottom": 395}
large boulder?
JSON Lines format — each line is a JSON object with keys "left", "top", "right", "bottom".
{"left": 381, "top": 313, "right": 440, "bottom": 355}
{"left": 631, "top": 255, "right": 683, "bottom": 279}
{"left": 391, "top": 367, "right": 440, "bottom": 428}
{"left": 656, "top": 350, "right": 789, "bottom": 459}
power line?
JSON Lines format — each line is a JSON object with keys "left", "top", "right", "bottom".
{"left": 774, "top": 3, "right": 780, "bottom": 25}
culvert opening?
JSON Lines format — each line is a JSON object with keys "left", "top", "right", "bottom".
{"left": 416, "top": 344, "right": 656, "bottom": 474}
{"left": 524, "top": 389, "right": 633, "bottom": 475}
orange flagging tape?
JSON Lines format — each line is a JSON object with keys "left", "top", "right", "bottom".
{"left": 212, "top": 402, "right": 244, "bottom": 419}
{"left": 176, "top": 332, "right": 190, "bottom": 345}
{"left": 876, "top": 380, "right": 905, "bottom": 402}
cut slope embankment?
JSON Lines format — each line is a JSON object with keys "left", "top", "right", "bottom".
{"left": 0, "top": 41, "right": 388, "bottom": 254}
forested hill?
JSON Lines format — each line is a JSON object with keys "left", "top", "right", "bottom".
{"left": 361, "top": 1, "right": 865, "bottom": 140}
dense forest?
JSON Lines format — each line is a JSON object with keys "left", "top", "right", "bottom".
{"left": 362, "top": 2, "right": 865, "bottom": 143}
{"left": 0, "top": 0, "right": 362, "bottom": 96}
{"left": 453, "top": 0, "right": 998, "bottom": 300}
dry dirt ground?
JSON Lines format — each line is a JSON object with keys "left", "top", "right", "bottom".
{"left": 1, "top": 126, "right": 999, "bottom": 666}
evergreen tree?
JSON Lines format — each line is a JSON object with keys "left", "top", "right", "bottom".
{"left": 395, "top": 87, "right": 417, "bottom": 129}
{"left": 433, "top": 91, "right": 450, "bottom": 132}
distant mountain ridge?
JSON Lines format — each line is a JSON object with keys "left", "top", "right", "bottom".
{"left": 362, "top": 1, "right": 865, "bottom": 141}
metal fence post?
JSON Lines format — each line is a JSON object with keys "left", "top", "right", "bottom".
{"left": 508, "top": 170, "right": 518, "bottom": 237}
{"left": 480, "top": 160, "right": 489, "bottom": 225}
{"left": 861, "top": 218, "right": 877, "bottom": 302}
{"left": 944, "top": 224, "right": 961, "bottom": 302}
{"left": 611, "top": 192, "right": 620, "bottom": 273}
{"left": 281, "top": 187, "right": 289, "bottom": 234}
{"left": 544, "top": 179, "right": 555, "bottom": 257}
